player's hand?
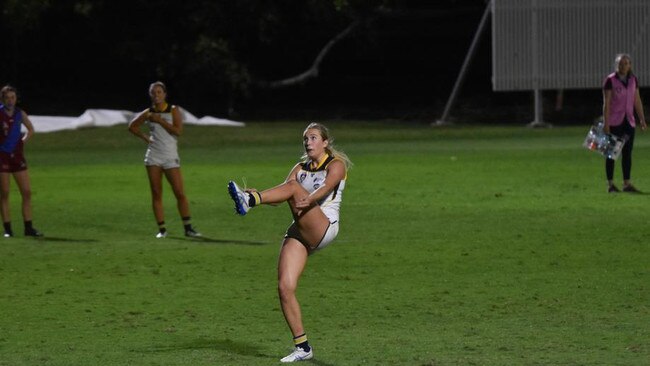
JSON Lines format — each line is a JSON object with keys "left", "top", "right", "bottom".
{"left": 149, "top": 113, "right": 163, "bottom": 124}
{"left": 294, "top": 194, "right": 312, "bottom": 209}
{"left": 640, "top": 120, "right": 647, "bottom": 131}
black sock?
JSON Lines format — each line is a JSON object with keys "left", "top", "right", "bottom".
{"left": 4, "top": 221, "right": 12, "bottom": 235}
{"left": 24, "top": 220, "right": 33, "bottom": 231}
{"left": 158, "top": 221, "right": 166, "bottom": 234}
{"left": 182, "top": 217, "right": 192, "bottom": 231}
{"left": 248, "top": 191, "right": 261, "bottom": 207}
{"left": 293, "top": 333, "right": 310, "bottom": 352}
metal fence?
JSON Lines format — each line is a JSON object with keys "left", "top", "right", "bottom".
{"left": 492, "top": 0, "right": 650, "bottom": 91}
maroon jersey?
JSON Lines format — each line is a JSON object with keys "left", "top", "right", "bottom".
{"left": 0, "top": 106, "right": 27, "bottom": 172}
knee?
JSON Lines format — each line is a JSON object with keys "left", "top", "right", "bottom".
{"left": 173, "top": 189, "right": 187, "bottom": 201}
{"left": 278, "top": 279, "right": 297, "bottom": 301}
{"left": 21, "top": 189, "right": 32, "bottom": 200}
{"left": 286, "top": 179, "right": 300, "bottom": 190}
{"left": 150, "top": 188, "right": 163, "bottom": 201}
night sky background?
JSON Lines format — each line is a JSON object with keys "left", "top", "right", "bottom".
{"left": 0, "top": 0, "right": 600, "bottom": 123}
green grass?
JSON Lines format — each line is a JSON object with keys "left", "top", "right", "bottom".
{"left": 1, "top": 121, "right": 649, "bottom": 365}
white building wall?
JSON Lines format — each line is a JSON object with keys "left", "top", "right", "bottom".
{"left": 492, "top": 0, "right": 650, "bottom": 91}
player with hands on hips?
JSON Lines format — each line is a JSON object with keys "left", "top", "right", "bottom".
{"left": 0, "top": 85, "right": 43, "bottom": 238}
{"left": 128, "top": 81, "right": 201, "bottom": 238}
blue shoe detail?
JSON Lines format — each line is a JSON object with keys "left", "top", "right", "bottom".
{"left": 228, "top": 181, "right": 250, "bottom": 216}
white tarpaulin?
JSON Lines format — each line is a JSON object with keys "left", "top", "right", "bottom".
{"left": 29, "top": 108, "right": 244, "bottom": 133}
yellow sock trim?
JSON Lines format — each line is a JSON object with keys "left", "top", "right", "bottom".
{"left": 252, "top": 191, "right": 262, "bottom": 206}
{"left": 293, "top": 334, "right": 307, "bottom": 345}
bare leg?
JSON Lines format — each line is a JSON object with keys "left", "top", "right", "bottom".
{"left": 146, "top": 166, "right": 165, "bottom": 223}
{"left": 262, "top": 180, "right": 331, "bottom": 248}
{"left": 12, "top": 170, "right": 33, "bottom": 221}
{"left": 259, "top": 179, "right": 305, "bottom": 205}
{"left": 0, "top": 173, "right": 11, "bottom": 223}
{"left": 163, "top": 168, "right": 190, "bottom": 218}
{"left": 278, "top": 238, "right": 309, "bottom": 337}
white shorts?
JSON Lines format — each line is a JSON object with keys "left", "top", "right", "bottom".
{"left": 285, "top": 220, "right": 339, "bottom": 253}
{"left": 144, "top": 150, "right": 180, "bottom": 170}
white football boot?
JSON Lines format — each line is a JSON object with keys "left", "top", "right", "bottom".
{"left": 280, "top": 346, "right": 313, "bottom": 363}
{"left": 227, "top": 181, "right": 251, "bottom": 216}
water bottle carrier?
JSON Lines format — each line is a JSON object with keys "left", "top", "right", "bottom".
{"left": 583, "top": 121, "right": 627, "bottom": 160}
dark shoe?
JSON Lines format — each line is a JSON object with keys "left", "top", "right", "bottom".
{"left": 623, "top": 184, "right": 641, "bottom": 193}
{"left": 608, "top": 185, "right": 620, "bottom": 193}
{"left": 25, "top": 228, "right": 43, "bottom": 237}
{"left": 4, "top": 231, "right": 13, "bottom": 238}
{"left": 185, "top": 228, "right": 202, "bottom": 238}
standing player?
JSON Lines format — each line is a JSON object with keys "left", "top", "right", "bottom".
{"left": 0, "top": 85, "right": 43, "bottom": 237}
{"left": 227, "top": 122, "right": 351, "bottom": 363}
{"left": 128, "top": 81, "right": 201, "bottom": 238}
{"left": 602, "top": 53, "right": 647, "bottom": 193}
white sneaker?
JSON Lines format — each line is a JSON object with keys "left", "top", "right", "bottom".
{"left": 280, "top": 346, "right": 313, "bottom": 363}
{"left": 227, "top": 181, "right": 250, "bottom": 216}
{"left": 156, "top": 231, "right": 167, "bottom": 238}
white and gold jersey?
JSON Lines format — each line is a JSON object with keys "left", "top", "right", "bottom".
{"left": 145, "top": 104, "right": 178, "bottom": 160}
{"left": 295, "top": 154, "right": 345, "bottom": 223}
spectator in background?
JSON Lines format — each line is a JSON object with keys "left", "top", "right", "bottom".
{"left": 128, "top": 81, "right": 201, "bottom": 238}
{"left": 0, "top": 85, "right": 43, "bottom": 237}
{"left": 602, "top": 53, "right": 647, "bottom": 193}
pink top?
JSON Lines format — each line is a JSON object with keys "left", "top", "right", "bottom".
{"left": 603, "top": 72, "right": 637, "bottom": 127}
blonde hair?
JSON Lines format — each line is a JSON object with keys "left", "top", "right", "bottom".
{"left": 148, "top": 81, "right": 167, "bottom": 95}
{"left": 614, "top": 53, "right": 632, "bottom": 74}
{"left": 301, "top": 122, "right": 352, "bottom": 169}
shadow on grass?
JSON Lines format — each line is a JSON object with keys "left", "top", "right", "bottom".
{"left": 169, "top": 235, "right": 269, "bottom": 246}
{"left": 304, "top": 358, "right": 337, "bottom": 366}
{"left": 139, "top": 338, "right": 336, "bottom": 365}
{"left": 29, "top": 236, "right": 99, "bottom": 243}
{"left": 139, "top": 337, "right": 270, "bottom": 358}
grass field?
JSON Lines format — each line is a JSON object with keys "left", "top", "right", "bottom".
{"left": 0, "top": 121, "right": 649, "bottom": 365}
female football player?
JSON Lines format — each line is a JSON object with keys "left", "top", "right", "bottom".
{"left": 0, "top": 85, "right": 43, "bottom": 237}
{"left": 128, "top": 81, "right": 200, "bottom": 238}
{"left": 227, "top": 122, "right": 351, "bottom": 362}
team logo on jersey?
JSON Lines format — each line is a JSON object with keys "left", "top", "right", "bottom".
{"left": 313, "top": 183, "right": 320, "bottom": 190}
{"left": 299, "top": 172, "right": 307, "bottom": 182}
